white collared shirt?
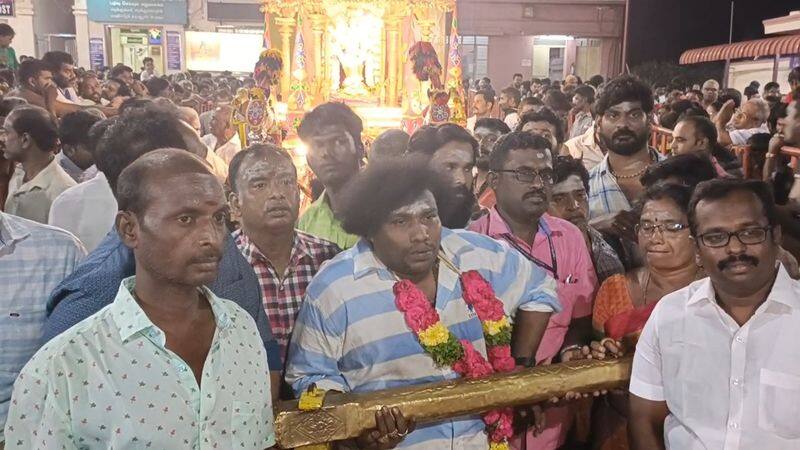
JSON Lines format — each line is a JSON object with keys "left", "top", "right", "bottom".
{"left": 631, "top": 264, "right": 800, "bottom": 449}
{"left": 47, "top": 172, "right": 117, "bottom": 252}
{"left": 4, "top": 159, "right": 76, "bottom": 224}
{"left": 201, "top": 133, "right": 242, "bottom": 165}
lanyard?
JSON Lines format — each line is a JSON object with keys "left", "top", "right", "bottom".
{"left": 501, "top": 232, "right": 559, "bottom": 281}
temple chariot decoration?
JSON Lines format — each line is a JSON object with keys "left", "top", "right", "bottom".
{"left": 260, "top": 0, "right": 463, "bottom": 143}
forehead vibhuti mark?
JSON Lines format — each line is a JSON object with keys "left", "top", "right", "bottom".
{"left": 389, "top": 191, "right": 438, "bottom": 217}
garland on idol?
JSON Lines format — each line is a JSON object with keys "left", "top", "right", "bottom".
{"left": 393, "top": 255, "right": 515, "bottom": 450}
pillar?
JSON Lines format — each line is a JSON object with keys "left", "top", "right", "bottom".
{"left": 275, "top": 16, "right": 296, "bottom": 101}
{"left": 308, "top": 13, "right": 327, "bottom": 103}
{"left": 73, "top": 0, "right": 91, "bottom": 69}
{"left": 384, "top": 15, "right": 402, "bottom": 107}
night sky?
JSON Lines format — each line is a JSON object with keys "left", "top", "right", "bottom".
{"left": 627, "top": 0, "right": 798, "bottom": 66}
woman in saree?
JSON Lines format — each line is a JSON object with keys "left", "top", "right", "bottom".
{"left": 589, "top": 182, "right": 704, "bottom": 450}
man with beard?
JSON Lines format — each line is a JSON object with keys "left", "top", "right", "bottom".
{"left": 472, "top": 118, "right": 510, "bottom": 209}
{"left": 549, "top": 155, "right": 624, "bottom": 284}
{"left": 297, "top": 102, "right": 363, "bottom": 249}
{"left": 630, "top": 178, "right": 800, "bottom": 450}
{"left": 228, "top": 144, "right": 340, "bottom": 370}
{"left": 407, "top": 123, "right": 479, "bottom": 228}
{"left": 6, "top": 60, "right": 53, "bottom": 109}
{"left": 102, "top": 77, "right": 132, "bottom": 104}
{"left": 77, "top": 73, "right": 104, "bottom": 105}
{"left": 287, "top": 158, "right": 559, "bottom": 449}
{"left": 467, "top": 89, "right": 495, "bottom": 132}
{"left": 468, "top": 132, "right": 596, "bottom": 449}
{"left": 587, "top": 75, "right": 664, "bottom": 245}
{"left": 4, "top": 149, "right": 276, "bottom": 449}
{"left": 499, "top": 87, "right": 522, "bottom": 129}
{"left": 34, "top": 52, "right": 117, "bottom": 117}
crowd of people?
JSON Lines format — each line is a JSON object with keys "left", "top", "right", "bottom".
{"left": 2, "top": 18, "right": 800, "bottom": 449}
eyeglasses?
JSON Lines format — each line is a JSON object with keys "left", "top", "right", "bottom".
{"left": 493, "top": 169, "right": 553, "bottom": 184}
{"left": 636, "top": 222, "right": 688, "bottom": 237}
{"left": 698, "top": 226, "right": 771, "bottom": 248}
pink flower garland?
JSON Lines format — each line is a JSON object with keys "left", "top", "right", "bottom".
{"left": 394, "top": 269, "right": 516, "bottom": 447}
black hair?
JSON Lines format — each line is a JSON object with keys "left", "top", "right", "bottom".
{"left": 587, "top": 75, "right": 604, "bottom": 88}
{"left": 41, "top": 51, "right": 73, "bottom": 74}
{"left": 543, "top": 89, "right": 571, "bottom": 112}
{"left": 594, "top": 75, "right": 654, "bottom": 117}
{"left": 145, "top": 77, "right": 171, "bottom": 97}
{"left": 228, "top": 143, "right": 295, "bottom": 192}
{"left": 640, "top": 153, "right": 716, "bottom": 190}
{"left": 641, "top": 182, "right": 693, "bottom": 215}
{"left": 119, "top": 97, "right": 153, "bottom": 114}
{"left": 17, "top": 59, "right": 48, "bottom": 85}
{"left": 59, "top": 110, "right": 104, "bottom": 147}
{"left": 109, "top": 64, "right": 133, "bottom": 79}
{"left": 338, "top": 156, "right": 448, "bottom": 237}
{"left": 0, "top": 96, "right": 27, "bottom": 117}
{"left": 95, "top": 107, "right": 188, "bottom": 195}
{"left": 713, "top": 88, "right": 742, "bottom": 110}
{"left": 370, "top": 129, "right": 410, "bottom": 161}
{"left": 573, "top": 85, "right": 595, "bottom": 103}
{"left": 116, "top": 149, "right": 212, "bottom": 215}
{"left": 747, "top": 132, "right": 772, "bottom": 153}
{"left": 672, "top": 100, "right": 708, "bottom": 119}
{"left": 501, "top": 87, "right": 521, "bottom": 106}
{"left": 489, "top": 131, "right": 552, "bottom": 171}
{"left": 9, "top": 106, "right": 58, "bottom": 152}
{"left": 474, "top": 118, "right": 511, "bottom": 135}
{"left": 768, "top": 102, "right": 788, "bottom": 134}
{"left": 86, "top": 118, "right": 116, "bottom": 159}
{"left": 513, "top": 73, "right": 523, "bottom": 78}
{"left": 107, "top": 77, "right": 132, "bottom": 97}
{"left": 515, "top": 107, "right": 565, "bottom": 145}
{"left": 407, "top": 123, "right": 478, "bottom": 161}
{"left": 142, "top": 57, "right": 154, "bottom": 64}
{"left": 553, "top": 155, "right": 589, "bottom": 191}
{"left": 688, "top": 178, "right": 777, "bottom": 236}
{"left": 0, "top": 23, "right": 14, "bottom": 37}
{"left": 744, "top": 85, "right": 759, "bottom": 99}
{"left": 297, "top": 102, "right": 365, "bottom": 159}
{"left": 520, "top": 97, "right": 543, "bottom": 107}
{"left": 764, "top": 81, "right": 780, "bottom": 92}
{"left": 475, "top": 89, "right": 495, "bottom": 106}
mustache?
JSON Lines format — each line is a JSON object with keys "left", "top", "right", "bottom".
{"left": 523, "top": 189, "right": 546, "bottom": 200}
{"left": 718, "top": 254, "right": 760, "bottom": 271}
{"left": 612, "top": 129, "right": 637, "bottom": 140}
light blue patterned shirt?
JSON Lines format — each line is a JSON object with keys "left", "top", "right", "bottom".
{"left": 0, "top": 212, "right": 85, "bottom": 443}
{"left": 4, "top": 277, "right": 275, "bottom": 449}
{"left": 588, "top": 148, "right": 666, "bottom": 219}
{"left": 286, "top": 228, "right": 559, "bottom": 450}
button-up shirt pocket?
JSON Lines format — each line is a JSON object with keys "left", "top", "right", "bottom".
{"left": 758, "top": 368, "right": 800, "bottom": 439}
{"left": 231, "top": 400, "right": 273, "bottom": 449}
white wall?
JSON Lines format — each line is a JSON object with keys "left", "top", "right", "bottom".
{"left": 728, "top": 58, "right": 794, "bottom": 94}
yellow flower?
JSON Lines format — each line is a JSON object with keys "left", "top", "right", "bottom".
{"left": 489, "top": 442, "right": 510, "bottom": 450}
{"left": 483, "top": 317, "right": 510, "bottom": 336}
{"left": 418, "top": 323, "right": 451, "bottom": 347}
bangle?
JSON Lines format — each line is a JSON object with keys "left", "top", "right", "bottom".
{"left": 766, "top": 153, "right": 776, "bottom": 159}
{"left": 559, "top": 344, "right": 581, "bottom": 358}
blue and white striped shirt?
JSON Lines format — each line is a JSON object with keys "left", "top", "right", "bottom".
{"left": 286, "top": 228, "right": 559, "bottom": 450}
{"left": 0, "top": 212, "right": 85, "bottom": 442}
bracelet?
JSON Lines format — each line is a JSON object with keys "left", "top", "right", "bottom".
{"left": 559, "top": 344, "right": 581, "bottom": 358}
{"left": 766, "top": 153, "right": 776, "bottom": 159}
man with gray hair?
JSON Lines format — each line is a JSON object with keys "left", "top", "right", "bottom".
{"left": 715, "top": 97, "right": 771, "bottom": 147}
{"left": 701, "top": 79, "right": 720, "bottom": 110}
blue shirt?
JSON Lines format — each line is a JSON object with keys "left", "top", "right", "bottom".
{"left": 0, "top": 212, "right": 85, "bottom": 442}
{"left": 44, "top": 230, "right": 282, "bottom": 372}
{"left": 587, "top": 148, "right": 666, "bottom": 219}
{"left": 5, "top": 277, "right": 275, "bottom": 450}
{"left": 286, "top": 228, "right": 559, "bottom": 450}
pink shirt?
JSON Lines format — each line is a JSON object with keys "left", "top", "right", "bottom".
{"left": 468, "top": 208, "right": 598, "bottom": 450}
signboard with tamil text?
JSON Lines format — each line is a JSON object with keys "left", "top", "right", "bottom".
{"left": 87, "top": 0, "right": 187, "bottom": 25}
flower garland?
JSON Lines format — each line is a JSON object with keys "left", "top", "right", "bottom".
{"left": 394, "top": 269, "right": 516, "bottom": 450}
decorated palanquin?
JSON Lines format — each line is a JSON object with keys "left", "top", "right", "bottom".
{"left": 260, "top": 0, "right": 467, "bottom": 146}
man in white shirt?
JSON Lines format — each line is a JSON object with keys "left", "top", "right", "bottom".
{"left": 3, "top": 106, "right": 75, "bottom": 223}
{"left": 629, "top": 177, "right": 800, "bottom": 450}
{"left": 466, "top": 89, "right": 495, "bottom": 132}
{"left": 139, "top": 56, "right": 159, "bottom": 82}
{"left": 201, "top": 104, "right": 242, "bottom": 164}
{"left": 716, "top": 97, "right": 771, "bottom": 147}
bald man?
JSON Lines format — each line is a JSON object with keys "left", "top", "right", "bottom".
{"left": 5, "top": 149, "right": 276, "bottom": 449}
{"left": 201, "top": 104, "right": 242, "bottom": 164}
{"left": 716, "top": 97, "right": 771, "bottom": 147}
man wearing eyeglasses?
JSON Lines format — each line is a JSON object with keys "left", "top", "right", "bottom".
{"left": 630, "top": 178, "right": 800, "bottom": 450}
{"left": 468, "top": 131, "right": 597, "bottom": 450}
{"left": 715, "top": 97, "right": 771, "bottom": 147}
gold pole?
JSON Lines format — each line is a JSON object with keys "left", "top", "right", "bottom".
{"left": 275, "top": 356, "right": 633, "bottom": 448}
{"left": 308, "top": 13, "right": 327, "bottom": 104}
{"left": 384, "top": 15, "right": 401, "bottom": 107}
{"left": 275, "top": 16, "right": 296, "bottom": 101}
